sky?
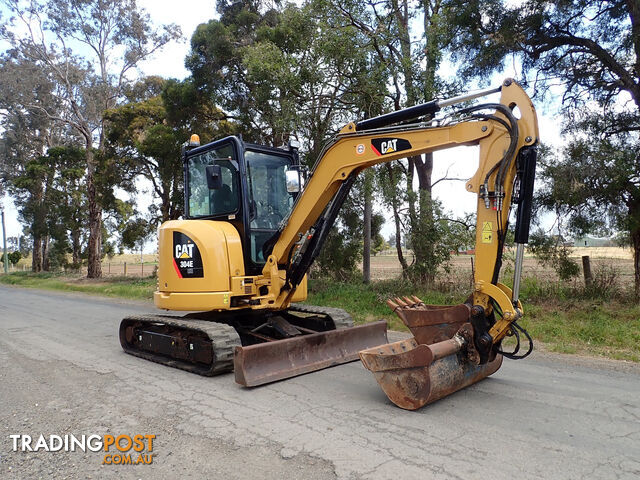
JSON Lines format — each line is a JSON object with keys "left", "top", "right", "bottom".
{"left": 0, "top": 0, "right": 215, "bottom": 243}
{"left": 0, "top": 0, "right": 564, "bottom": 248}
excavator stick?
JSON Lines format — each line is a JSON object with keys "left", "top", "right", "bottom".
{"left": 359, "top": 297, "right": 502, "bottom": 410}
{"left": 235, "top": 320, "right": 388, "bottom": 386}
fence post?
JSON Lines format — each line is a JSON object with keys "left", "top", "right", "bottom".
{"left": 470, "top": 256, "right": 475, "bottom": 289}
{"left": 582, "top": 255, "right": 592, "bottom": 287}
{"left": 124, "top": 262, "right": 127, "bottom": 276}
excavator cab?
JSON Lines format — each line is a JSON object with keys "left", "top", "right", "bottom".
{"left": 184, "top": 136, "right": 302, "bottom": 274}
{"left": 120, "top": 135, "right": 388, "bottom": 383}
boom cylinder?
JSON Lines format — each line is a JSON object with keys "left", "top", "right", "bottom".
{"left": 355, "top": 84, "right": 502, "bottom": 131}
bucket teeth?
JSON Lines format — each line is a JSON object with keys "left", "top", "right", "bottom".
{"left": 386, "top": 296, "right": 427, "bottom": 311}
{"left": 394, "top": 297, "right": 408, "bottom": 307}
{"left": 386, "top": 299, "right": 399, "bottom": 311}
{"left": 402, "top": 296, "right": 416, "bottom": 306}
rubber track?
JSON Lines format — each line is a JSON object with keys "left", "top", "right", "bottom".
{"left": 288, "top": 304, "right": 354, "bottom": 329}
{"left": 120, "top": 314, "right": 241, "bottom": 376}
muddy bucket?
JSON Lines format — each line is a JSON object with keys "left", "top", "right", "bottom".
{"left": 359, "top": 298, "right": 503, "bottom": 410}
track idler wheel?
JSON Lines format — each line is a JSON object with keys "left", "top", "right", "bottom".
{"left": 359, "top": 297, "right": 503, "bottom": 410}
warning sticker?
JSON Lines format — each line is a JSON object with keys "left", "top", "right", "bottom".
{"left": 481, "top": 221, "right": 493, "bottom": 244}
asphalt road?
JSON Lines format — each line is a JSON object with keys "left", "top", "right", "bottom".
{"left": 1, "top": 285, "right": 639, "bottom": 480}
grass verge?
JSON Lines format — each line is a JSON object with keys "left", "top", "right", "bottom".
{"left": 308, "top": 278, "right": 640, "bottom": 363}
{"left": 1, "top": 272, "right": 638, "bottom": 362}
{"left": 0, "top": 271, "right": 155, "bottom": 300}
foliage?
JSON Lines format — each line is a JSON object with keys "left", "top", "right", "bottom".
{"left": 528, "top": 229, "right": 580, "bottom": 281}
{"left": 314, "top": 177, "right": 386, "bottom": 279}
{"left": 187, "top": 1, "right": 380, "bottom": 150}
{"left": 120, "top": 218, "right": 152, "bottom": 252}
{"left": 0, "top": 0, "right": 181, "bottom": 278}
{"left": 105, "top": 76, "right": 236, "bottom": 225}
{"left": 1, "top": 251, "right": 21, "bottom": 266}
{"left": 326, "top": 0, "right": 475, "bottom": 283}
{"left": 446, "top": 0, "right": 640, "bottom": 295}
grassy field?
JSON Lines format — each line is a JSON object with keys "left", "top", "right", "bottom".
{"left": 307, "top": 277, "right": 640, "bottom": 362}
{"left": 1, "top": 249, "right": 639, "bottom": 363}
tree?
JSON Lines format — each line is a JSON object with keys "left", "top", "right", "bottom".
{"left": 327, "top": 0, "right": 466, "bottom": 283}
{"left": 8, "top": 251, "right": 21, "bottom": 266}
{"left": 447, "top": 0, "right": 640, "bottom": 295}
{"left": 105, "top": 76, "right": 235, "bottom": 225}
{"left": 529, "top": 229, "right": 580, "bottom": 281}
{"left": 9, "top": 146, "right": 87, "bottom": 271}
{"left": 120, "top": 217, "right": 152, "bottom": 253}
{"left": 0, "top": 52, "right": 70, "bottom": 271}
{"left": 187, "top": 1, "right": 380, "bottom": 149}
{"left": 0, "top": 0, "right": 180, "bottom": 277}
{"left": 45, "top": 146, "right": 87, "bottom": 268}
{"left": 188, "top": 1, "right": 386, "bottom": 278}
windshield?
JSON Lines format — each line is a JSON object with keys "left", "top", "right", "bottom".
{"left": 187, "top": 144, "right": 239, "bottom": 218}
{"left": 246, "top": 150, "right": 294, "bottom": 263}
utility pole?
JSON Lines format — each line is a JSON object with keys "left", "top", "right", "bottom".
{"left": 1, "top": 208, "right": 8, "bottom": 274}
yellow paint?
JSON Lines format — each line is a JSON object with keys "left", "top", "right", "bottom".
{"left": 157, "top": 80, "right": 540, "bottom": 347}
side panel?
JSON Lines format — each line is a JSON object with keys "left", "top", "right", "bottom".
{"left": 155, "top": 220, "right": 245, "bottom": 311}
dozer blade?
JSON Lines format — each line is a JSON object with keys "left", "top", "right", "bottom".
{"left": 235, "top": 320, "right": 388, "bottom": 387}
{"left": 359, "top": 297, "right": 503, "bottom": 409}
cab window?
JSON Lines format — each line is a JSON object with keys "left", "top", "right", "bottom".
{"left": 187, "top": 144, "right": 239, "bottom": 217}
{"left": 245, "top": 150, "right": 294, "bottom": 263}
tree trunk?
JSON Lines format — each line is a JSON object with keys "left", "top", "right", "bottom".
{"left": 416, "top": 152, "right": 435, "bottom": 283}
{"left": 72, "top": 228, "right": 81, "bottom": 267}
{"left": 633, "top": 227, "right": 640, "bottom": 299}
{"left": 31, "top": 233, "right": 42, "bottom": 272}
{"left": 392, "top": 203, "right": 408, "bottom": 277}
{"left": 161, "top": 191, "right": 171, "bottom": 223}
{"left": 384, "top": 163, "right": 409, "bottom": 276}
{"left": 363, "top": 185, "right": 372, "bottom": 284}
{"left": 41, "top": 236, "right": 50, "bottom": 271}
{"left": 86, "top": 149, "right": 102, "bottom": 278}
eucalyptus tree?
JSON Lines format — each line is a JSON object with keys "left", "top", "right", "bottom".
{"left": 105, "top": 76, "right": 235, "bottom": 225}
{"left": 446, "top": 0, "right": 640, "bottom": 294}
{"left": 0, "top": 0, "right": 181, "bottom": 277}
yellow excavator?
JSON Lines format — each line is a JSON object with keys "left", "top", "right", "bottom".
{"left": 120, "top": 78, "right": 539, "bottom": 410}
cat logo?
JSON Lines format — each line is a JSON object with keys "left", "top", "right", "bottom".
{"left": 371, "top": 137, "right": 412, "bottom": 156}
{"left": 175, "top": 243, "right": 195, "bottom": 259}
{"left": 380, "top": 139, "right": 398, "bottom": 154}
{"left": 172, "top": 232, "right": 204, "bottom": 278}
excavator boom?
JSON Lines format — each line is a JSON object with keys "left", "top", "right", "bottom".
{"left": 119, "top": 79, "right": 539, "bottom": 406}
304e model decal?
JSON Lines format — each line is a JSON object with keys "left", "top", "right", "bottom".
{"left": 371, "top": 137, "right": 412, "bottom": 156}
{"left": 172, "top": 232, "right": 204, "bottom": 278}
